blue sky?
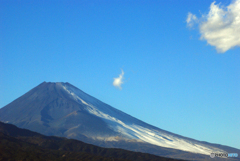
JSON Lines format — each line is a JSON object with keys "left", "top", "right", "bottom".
{"left": 1, "top": 0, "right": 239, "bottom": 149}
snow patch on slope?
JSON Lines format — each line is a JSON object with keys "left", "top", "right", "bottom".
{"left": 87, "top": 105, "right": 225, "bottom": 155}
{"left": 60, "top": 83, "right": 226, "bottom": 155}
{"left": 61, "top": 85, "right": 87, "bottom": 105}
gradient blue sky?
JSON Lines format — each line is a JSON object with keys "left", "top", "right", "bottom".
{"left": 1, "top": 0, "right": 239, "bottom": 149}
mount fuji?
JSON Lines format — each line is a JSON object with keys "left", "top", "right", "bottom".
{"left": 0, "top": 82, "right": 239, "bottom": 160}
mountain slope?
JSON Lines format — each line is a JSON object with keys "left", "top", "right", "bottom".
{"left": 0, "top": 121, "right": 183, "bottom": 161}
{"left": 0, "top": 82, "right": 239, "bottom": 160}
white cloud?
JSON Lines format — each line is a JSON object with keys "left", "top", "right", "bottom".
{"left": 186, "top": 12, "right": 198, "bottom": 28}
{"left": 113, "top": 69, "right": 124, "bottom": 90}
{"left": 187, "top": 0, "right": 240, "bottom": 53}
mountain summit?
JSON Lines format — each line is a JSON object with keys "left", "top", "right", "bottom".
{"left": 0, "top": 82, "right": 239, "bottom": 160}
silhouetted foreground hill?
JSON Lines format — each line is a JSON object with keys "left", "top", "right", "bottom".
{"left": 0, "top": 121, "right": 184, "bottom": 161}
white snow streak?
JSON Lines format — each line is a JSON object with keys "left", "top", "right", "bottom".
{"left": 60, "top": 83, "right": 225, "bottom": 155}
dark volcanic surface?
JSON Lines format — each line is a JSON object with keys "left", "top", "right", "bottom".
{"left": 0, "top": 82, "right": 117, "bottom": 137}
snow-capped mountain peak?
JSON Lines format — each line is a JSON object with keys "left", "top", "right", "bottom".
{"left": 1, "top": 82, "right": 237, "bottom": 161}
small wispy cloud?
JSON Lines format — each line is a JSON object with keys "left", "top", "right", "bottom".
{"left": 186, "top": 12, "right": 198, "bottom": 28}
{"left": 113, "top": 69, "right": 124, "bottom": 90}
{"left": 187, "top": 0, "right": 240, "bottom": 53}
